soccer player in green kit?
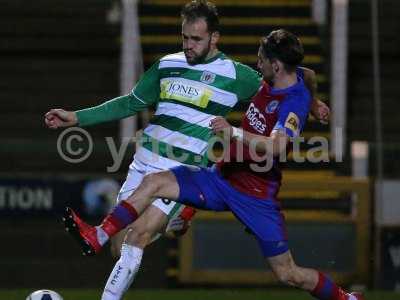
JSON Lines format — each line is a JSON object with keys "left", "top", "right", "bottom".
{"left": 45, "top": 1, "right": 328, "bottom": 299}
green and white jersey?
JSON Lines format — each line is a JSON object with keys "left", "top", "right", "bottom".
{"left": 132, "top": 52, "right": 261, "bottom": 168}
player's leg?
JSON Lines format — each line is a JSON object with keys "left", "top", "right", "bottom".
{"left": 63, "top": 166, "right": 226, "bottom": 255}
{"left": 104, "top": 162, "right": 188, "bottom": 300}
{"left": 110, "top": 197, "right": 194, "bottom": 258}
{"left": 267, "top": 250, "right": 364, "bottom": 300}
{"left": 102, "top": 166, "right": 227, "bottom": 236}
{"left": 101, "top": 205, "right": 167, "bottom": 300}
{"left": 267, "top": 250, "right": 317, "bottom": 289}
{"left": 103, "top": 199, "right": 195, "bottom": 300}
{"left": 108, "top": 160, "right": 192, "bottom": 258}
{"left": 63, "top": 170, "right": 180, "bottom": 255}
{"left": 123, "top": 205, "right": 167, "bottom": 248}
{"left": 110, "top": 229, "right": 129, "bottom": 259}
{"left": 101, "top": 166, "right": 220, "bottom": 300}
{"left": 109, "top": 160, "right": 147, "bottom": 258}
{"left": 220, "top": 184, "right": 364, "bottom": 300}
{"left": 101, "top": 164, "right": 229, "bottom": 241}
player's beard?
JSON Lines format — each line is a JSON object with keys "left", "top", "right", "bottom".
{"left": 262, "top": 70, "right": 275, "bottom": 85}
{"left": 184, "top": 38, "right": 211, "bottom": 65}
{"left": 264, "top": 75, "right": 274, "bottom": 86}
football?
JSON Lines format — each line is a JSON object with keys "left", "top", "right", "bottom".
{"left": 26, "top": 290, "right": 63, "bottom": 300}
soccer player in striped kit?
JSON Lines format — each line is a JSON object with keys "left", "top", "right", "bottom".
{"left": 62, "top": 29, "right": 363, "bottom": 300}
{"left": 46, "top": 1, "right": 328, "bottom": 299}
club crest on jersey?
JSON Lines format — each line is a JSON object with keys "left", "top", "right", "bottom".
{"left": 200, "top": 71, "right": 216, "bottom": 84}
{"left": 266, "top": 100, "right": 279, "bottom": 114}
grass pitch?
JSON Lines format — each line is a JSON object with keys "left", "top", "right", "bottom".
{"left": 8, "top": 289, "right": 400, "bottom": 300}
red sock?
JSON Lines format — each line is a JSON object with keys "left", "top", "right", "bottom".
{"left": 310, "top": 272, "right": 346, "bottom": 300}
{"left": 180, "top": 206, "right": 196, "bottom": 221}
{"left": 100, "top": 200, "right": 138, "bottom": 237}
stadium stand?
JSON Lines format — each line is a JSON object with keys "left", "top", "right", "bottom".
{"left": 0, "top": 0, "right": 121, "bottom": 173}
{"left": 348, "top": 0, "right": 400, "bottom": 177}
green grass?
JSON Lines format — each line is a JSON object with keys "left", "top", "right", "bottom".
{"left": 9, "top": 289, "right": 400, "bottom": 300}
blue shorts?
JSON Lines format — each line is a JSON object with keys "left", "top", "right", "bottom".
{"left": 170, "top": 166, "right": 289, "bottom": 257}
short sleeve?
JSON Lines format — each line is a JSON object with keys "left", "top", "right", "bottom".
{"left": 130, "top": 60, "right": 161, "bottom": 105}
{"left": 234, "top": 63, "right": 262, "bottom": 101}
{"left": 273, "top": 91, "right": 311, "bottom": 137}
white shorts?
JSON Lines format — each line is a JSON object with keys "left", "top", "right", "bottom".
{"left": 117, "top": 153, "right": 185, "bottom": 221}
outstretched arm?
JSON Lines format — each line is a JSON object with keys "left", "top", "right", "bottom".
{"left": 45, "top": 108, "right": 78, "bottom": 128}
{"left": 300, "top": 67, "right": 330, "bottom": 124}
{"left": 210, "top": 117, "right": 288, "bottom": 157}
{"left": 44, "top": 94, "right": 147, "bottom": 129}
{"left": 45, "top": 60, "right": 161, "bottom": 129}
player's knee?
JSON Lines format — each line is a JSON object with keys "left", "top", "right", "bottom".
{"left": 141, "top": 173, "right": 163, "bottom": 195}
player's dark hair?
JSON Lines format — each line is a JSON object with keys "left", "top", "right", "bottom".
{"left": 181, "top": 0, "right": 219, "bottom": 33}
{"left": 260, "top": 29, "right": 304, "bottom": 72}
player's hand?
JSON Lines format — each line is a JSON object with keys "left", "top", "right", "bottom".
{"left": 44, "top": 109, "right": 78, "bottom": 129}
{"left": 166, "top": 207, "right": 196, "bottom": 237}
{"left": 311, "top": 99, "right": 330, "bottom": 124}
{"left": 210, "top": 117, "right": 233, "bottom": 137}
